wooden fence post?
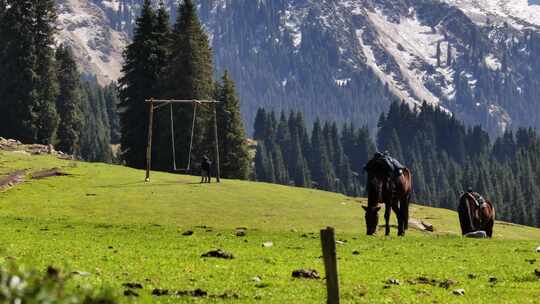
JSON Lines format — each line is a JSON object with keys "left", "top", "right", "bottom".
{"left": 320, "top": 226, "right": 340, "bottom": 304}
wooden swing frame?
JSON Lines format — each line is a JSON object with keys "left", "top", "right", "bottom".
{"left": 144, "top": 98, "right": 221, "bottom": 183}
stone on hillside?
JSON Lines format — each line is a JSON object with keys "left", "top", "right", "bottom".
{"left": 452, "top": 288, "right": 465, "bottom": 296}
{"left": 152, "top": 288, "right": 169, "bottom": 296}
{"left": 122, "top": 282, "right": 143, "bottom": 289}
{"left": 439, "top": 279, "right": 458, "bottom": 289}
{"left": 124, "top": 290, "right": 139, "bottom": 297}
{"left": 387, "top": 278, "right": 400, "bottom": 285}
{"left": 176, "top": 289, "right": 207, "bottom": 297}
{"left": 465, "top": 231, "right": 487, "bottom": 238}
{"left": 292, "top": 269, "right": 320, "bottom": 279}
{"left": 262, "top": 241, "right": 273, "bottom": 248}
{"left": 421, "top": 221, "right": 434, "bottom": 232}
{"left": 201, "top": 249, "right": 234, "bottom": 259}
{"left": 536, "top": 246, "right": 540, "bottom": 253}
{"left": 408, "top": 218, "right": 434, "bottom": 232}
{"left": 236, "top": 230, "right": 246, "bottom": 237}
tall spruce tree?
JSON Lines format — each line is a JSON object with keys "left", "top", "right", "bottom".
{"left": 310, "top": 119, "right": 336, "bottom": 191}
{"left": 0, "top": 0, "right": 59, "bottom": 144}
{"left": 216, "top": 71, "right": 250, "bottom": 179}
{"left": 55, "top": 45, "right": 83, "bottom": 155}
{"left": 118, "top": 0, "right": 162, "bottom": 168}
{"left": 166, "top": 0, "right": 214, "bottom": 170}
{"left": 34, "top": 0, "right": 59, "bottom": 145}
{"left": 80, "top": 81, "right": 113, "bottom": 162}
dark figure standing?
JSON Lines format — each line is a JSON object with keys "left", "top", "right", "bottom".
{"left": 201, "top": 155, "right": 212, "bottom": 183}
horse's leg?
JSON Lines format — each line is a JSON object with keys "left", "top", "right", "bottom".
{"left": 391, "top": 203, "right": 404, "bottom": 236}
{"left": 402, "top": 193, "right": 410, "bottom": 231}
{"left": 384, "top": 203, "right": 391, "bottom": 236}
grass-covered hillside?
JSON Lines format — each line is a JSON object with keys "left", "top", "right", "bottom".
{"left": 1, "top": 150, "right": 540, "bottom": 303}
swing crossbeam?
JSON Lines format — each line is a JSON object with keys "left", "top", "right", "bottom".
{"left": 146, "top": 99, "right": 220, "bottom": 104}
{"left": 145, "top": 98, "right": 221, "bottom": 183}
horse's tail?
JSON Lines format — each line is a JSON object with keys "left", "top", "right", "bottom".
{"left": 402, "top": 168, "right": 412, "bottom": 230}
{"left": 459, "top": 193, "right": 476, "bottom": 234}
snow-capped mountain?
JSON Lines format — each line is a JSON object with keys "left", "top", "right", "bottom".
{"left": 56, "top": 0, "right": 128, "bottom": 84}
{"left": 56, "top": 0, "right": 540, "bottom": 135}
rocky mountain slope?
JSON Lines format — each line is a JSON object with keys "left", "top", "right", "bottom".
{"left": 56, "top": 0, "right": 540, "bottom": 135}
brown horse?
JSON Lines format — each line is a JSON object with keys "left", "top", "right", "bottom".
{"left": 458, "top": 192, "right": 495, "bottom": 237}
{"left": 363, "top": 166, "right": 413, "bottom": 236}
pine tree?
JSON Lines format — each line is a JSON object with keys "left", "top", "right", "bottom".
{"left": 253, "top": 108, "right": 267, "bottom": 140}
{"left": 55, "top": 45, "right": 83, "bottom": 155}
{"left": 34, "top": 0, "right": 60, "bottom": 145}
{"left": 310, "top": 119, "right": 336, "bottom": 191}
{"left": 166, "top": 0, "right": 214, "bottom": 170}
{"left": 118, "top": 0, "right": 162, "bottom": 168}
{"left": 79, "top": 81, "right": 113, "bottom": 162}
{"left": 216, "top": 71, "right": 250, "bottom": 179}
{"left": 255, "top": 142, "right": 274, "bottom": 183}
{"left": 446, "top": 42, "right": 452, "bottom": 66}
{"left": 103, "top": 83, "right": 121, "bottom": 145}
{"left": 436, "top": 41, "right": 442, "bottom": 67}
{"left": 0, "top": 0, "right": 59, "bottom": 144}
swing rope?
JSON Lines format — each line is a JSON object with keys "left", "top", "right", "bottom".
{"left": 186, "top": 102, "right": 198, "bottom": 171}
{"left": 169, "top": 101, "right": 198, "bottom": 172}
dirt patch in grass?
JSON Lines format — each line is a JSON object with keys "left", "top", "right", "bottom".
{"left": 0, "top": 170, "right": 27, "bottom": 190}
{"left": 31, "top": 168, "right": 70, "bottom": 180}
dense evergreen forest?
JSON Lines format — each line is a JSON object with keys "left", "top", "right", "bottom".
{"left": 254, "top": 102, "right": 540, "bottom": 228}
{"left": 0, "top": 0, "right": 119, "bottom": 162}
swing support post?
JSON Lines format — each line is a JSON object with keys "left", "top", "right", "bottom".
{"left": 145, "top": 98, "right": 154, "bottom": 182}
{"left": 144, "top": 98, "right": 221, "bottom": 183}
{"left": 213, "top": 104, "right": 221, "bottom": 183}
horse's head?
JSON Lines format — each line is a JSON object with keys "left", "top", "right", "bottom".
{"left": 365, "top": 167, "right": 387, "bottom": 205}
{"left": 363, "top": 164, "right": 388, "bottom": 235}
{"left": 363, "top": 205, "right": 381, "bottom": 235}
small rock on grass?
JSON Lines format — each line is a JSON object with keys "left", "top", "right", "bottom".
{"left": 201, "top": 249, "right": 234, "bottom": 259}
{"left": 352, "top": 250, "right": 360, "bottom": 255}
{"left": 124, "top": 290, "right": 139, "bottom": 297}
{"left": 177, "top": 289, "right": 208, "bottom": 297}
{"left": 71, "top": 270, "right": 91, "bottom": 277}
{"left": 182, "top": 230, "right": 194, "bottom": 236}
{"left": 387, "top": 278, "right": 400, "bottom": 285}
{"left": 262, "top": 241, "right": 273, "bottom": 248}
{"left": 535, "top": 269, "right": 540, "bottom": 277}
{"left": 292, "top": 269, "right": 320, "bottom": 279}
{"left": 152, "top": 288, "right": 169, "bottom": 296}
{"left": 439, "top": 279, "right": 458, "bottom": 289}
{"left": 452, "top": 289, "right": 465, "bottom": 296}
{"left": 536, "top": 246, "right": 540, "bottom": 253}
{"left": 255, "top": 283, "right": 270, "bottom": 288}
{"left": 235, "top": 231, "right": 246, "bottom": 237}
{"left": 122, "top": 282, "right": 143, "bottom": 289}
{"left": 489, "top": 277, "right": 498, "bottom": 283}
{"left": 252, "top": 276, "right": 262, "bottom": 282}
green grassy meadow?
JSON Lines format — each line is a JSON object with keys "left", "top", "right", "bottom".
{"left": 1, "top": 151, "right": 540, "bottom": 303}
